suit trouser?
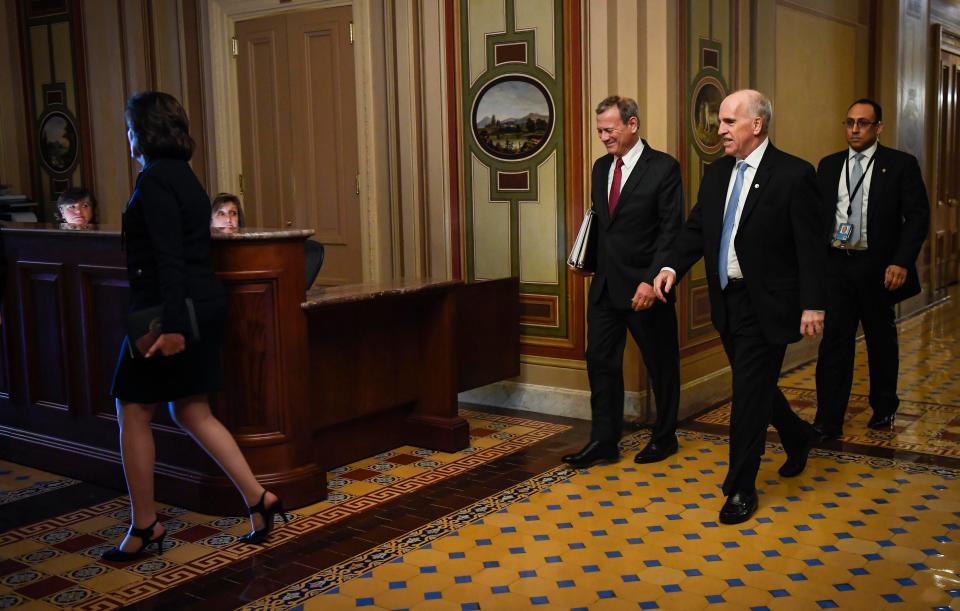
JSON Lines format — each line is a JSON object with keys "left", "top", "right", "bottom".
{"left": 586, "top": 286, "right": 681, "bottom": 449}
{"left": 720, "top": 282, "right": 808, "bottom": 497}
{"left": 815, "top": 251, "right": 899, "bottom": 428}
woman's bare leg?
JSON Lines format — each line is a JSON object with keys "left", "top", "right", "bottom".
{"left": 170, "top": 395, "right": 273, "bottom": 530}
{"left": 115, "top": 400, "right": 165, "bottom": 551}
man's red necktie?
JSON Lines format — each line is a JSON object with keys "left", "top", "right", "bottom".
{"left": 608, "top": 156, "right": 624, "bottom": 215}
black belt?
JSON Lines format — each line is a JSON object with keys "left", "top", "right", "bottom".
{"left": 831, "top": 247, "right": 868, "bottom": 256}
{"left": 723, "top": 277, "right": 746, "bottom": 292}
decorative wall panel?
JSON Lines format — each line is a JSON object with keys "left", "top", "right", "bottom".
{"left": 679, "top": 0, "right": 737, "bottom": 353}
{"left": 17, "top": 0, "right": 92, "bottom": 220}
{"left": 460, "top": 0, "right": 573, "bottom": 346}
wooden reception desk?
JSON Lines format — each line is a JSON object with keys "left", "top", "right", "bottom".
{"left": 0, "top": 224, "right": 519, "bottom": 513}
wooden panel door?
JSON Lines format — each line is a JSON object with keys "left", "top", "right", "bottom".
{"left": 934, "top": 40, "right": 960, "bottom": 291}
{"left": 288, "top": 7, "right": 360, "bottom": 286}
{"left": 236, "top": 8, "right": 361, "bottom": 286}
{"left": 236, "top": 15, "right": 293, "bottom": 228}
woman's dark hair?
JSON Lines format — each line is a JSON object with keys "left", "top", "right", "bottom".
{"left": 56, "top": 186, "right": 98, "bottom": 223}
{"left": 125, "top": 91, "right": 195, "bottom": 161}
{"left": 211, "top": 192, "right": 246, "bottom": 228}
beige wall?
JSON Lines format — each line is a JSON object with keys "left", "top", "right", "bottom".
{"left": 754, "top": 0, "right": 872, "bottom": 166}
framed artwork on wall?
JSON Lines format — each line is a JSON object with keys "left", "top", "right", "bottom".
{"left": 38, "top": 111, "right": 79, "bottom": 174}
{"left": 690, "top": 76, "right": 725, "bottom": 155}
{"left": 471, "top": 75, "right": 555, "bottom": 162}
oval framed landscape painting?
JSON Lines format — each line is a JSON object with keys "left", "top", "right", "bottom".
{"left": 690, "top": 76, "right": 727, "bottom": 155}
{"left": 38, "top": 110, "right": 79, "bottom": 174}
{"left": 472, "top": 75, "right": 554, "bottom": 161}
{"left": 691, "top": 76, "right": 725, "bottom": 155}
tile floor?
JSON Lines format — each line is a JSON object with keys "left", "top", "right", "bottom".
{"left": 0, "top": 412, "right": 569, "bottom": 609}
{"left": 0, "top": 289, "right": 959, "bottom": 610}
{"left": 268, "top": 430, "right": 958, "bottom": 610}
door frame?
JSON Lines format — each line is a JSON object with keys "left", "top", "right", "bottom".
{"left": 200, "top": 0, "right": 388, "bottom": 282}
{"left": 928, "top": 23, "right": 960, "bottom": 296}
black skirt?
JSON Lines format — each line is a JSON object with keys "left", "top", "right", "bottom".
{"left": 110, "top": 298, "right": 226, "bottom": 404}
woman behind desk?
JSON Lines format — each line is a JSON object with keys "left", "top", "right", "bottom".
{"left": 104, "top": 91, "right": 286, "bottom": 561}
{"left": 209, "top": 192, "right": 325, "bottom": 289}
{"left": 210, "top": 192, "right": 244, "bottom": 230}
{"left": 56, "top": 187, "right": 97, "bottom": 227}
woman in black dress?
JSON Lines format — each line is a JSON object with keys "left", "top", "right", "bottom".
{"left": 104, "top": 91, "right": 285, "bottom": 561}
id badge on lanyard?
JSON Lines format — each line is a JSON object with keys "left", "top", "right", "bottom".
{"left": 833, "top": 155, "right": 874, "bottom": 245}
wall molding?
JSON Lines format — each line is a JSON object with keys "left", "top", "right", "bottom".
{"left": 461, "top": 366, "right": 733, "bottom": 425}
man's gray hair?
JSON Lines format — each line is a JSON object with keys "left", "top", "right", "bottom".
{"left": 739, "top": 89, "right": 773, "bottom": 133}
{"left": 596, "top": 95, "right": 640, "bottom": 125}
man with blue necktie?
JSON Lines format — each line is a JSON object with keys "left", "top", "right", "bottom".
{"left": 813, "top": 99, "right": 930, "bottom": 439}
{"left": 652, "top": 90, "right": 827, "bottom": 524}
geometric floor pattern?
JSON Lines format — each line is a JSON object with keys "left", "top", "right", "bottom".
{"left": 777, "top": 295, "right": 960, "bottom": 407}
{"left": 247, "top": 428, "right": 960, "bottom": 610}
{"left": 696, "top": 294, "right": 960, "bottom": 459}
{"left": 695, "top": 388, "right": 960, "bottom": 458}
{"left": 0, "top": 463, "right": 78, "bottom": 507}
{"left": 0, "top": 411, "right": 568, "bottom": 609}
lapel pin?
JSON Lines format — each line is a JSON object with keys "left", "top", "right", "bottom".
{"left": 754, "top": 184, "right": 759, "bottom": 189}
{"left": 882, "top": 168, "right": 887, "bottom": 173}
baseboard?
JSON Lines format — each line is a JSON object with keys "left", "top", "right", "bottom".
{"left": 459, "top": 364, "right": 736, "bottom": 425}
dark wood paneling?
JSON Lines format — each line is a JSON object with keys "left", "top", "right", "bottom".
{"left": 1, "top": 227, "right": 520, "bottom": 512}
{"left": 219, "top": 277, "right": 282, "bottom": 435}
{"left": 17, "top": 261, "right": 70, "bottom": 410}
{"left": 456, "top": 277, "right": 521, "bottom": 391}
{"left": 77, "top": 265, "right": 129, "bottom": 419}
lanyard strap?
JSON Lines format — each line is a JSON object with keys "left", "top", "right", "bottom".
{"left": 844, "top": 154, "right": 875, "bottom": 215}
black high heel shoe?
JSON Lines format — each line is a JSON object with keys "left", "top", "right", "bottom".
{"left": 101, "top": 518, "right": 167, "bottom": 561}
{"left": 239, "top": 491, "right": 289, "bottom": 545}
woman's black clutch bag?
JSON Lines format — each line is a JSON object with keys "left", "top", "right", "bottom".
{"left": 126, "top": 299, "right": 199, "bottom": 358}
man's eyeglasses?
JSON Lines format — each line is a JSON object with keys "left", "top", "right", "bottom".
{"left": 844, "top": 119, "right": 880, "bottom": 129}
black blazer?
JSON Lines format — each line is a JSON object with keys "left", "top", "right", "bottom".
{"left": 122, "top": 158, "right": 224, "bottom": 335}
{"left": 666, "top": 144, "right": 827, "bottom": 345}
{"left": 817, "top": 144, "right": 929, "bottom": 304}
{"left": 589, "top": 140, "right": 684, "bottom": 306}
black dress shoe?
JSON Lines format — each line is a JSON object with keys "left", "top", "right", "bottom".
{"left": 779, "top": 423, "right": 816, "bottom": 478}
{"left": 812, "top": 421, "right": 842, "bottom": 441}
{"left": 719, "top": 491, "right": 758, "bottom": 525}
{"left": 634, "top": 438, "right": 679, "bottom": 464}
{"left": 562, "top": 441, "right": 619, "bottom": 468}
{"left": 867, "top": 411, "right": 896, "bottom": 430}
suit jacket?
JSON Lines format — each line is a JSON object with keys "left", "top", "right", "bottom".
{"left": 589, "top": 140, "right": 684, "bottom": 307}
{"left": 666, "top": 144, "right": 827, "bottom": 345}
{"left": 817, "top": 144, "right": 929, "bottom": 304}
{"left": 122, "top": 158, "right": 225, "bottom": 335}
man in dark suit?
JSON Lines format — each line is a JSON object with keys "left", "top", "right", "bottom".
{"left": 652, "top": 89, "right": 825, "bottom": 524}
{"left": 813, "top": 99, "right": 930, "bottom": 439}
{"left": 562, "top": 95, "right": 683, "bottom": 468}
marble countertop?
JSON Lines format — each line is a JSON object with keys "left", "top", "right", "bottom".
{"left": 302, "top": 277, "right": 462, "bottom": 309}
{"left": 0, "top": 222, "right": 314, "bottom": 240}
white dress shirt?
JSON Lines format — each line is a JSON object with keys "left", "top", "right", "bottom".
{"left": 722, "top": 138, "right": 769, "bottom": 281}
{"left": 606, "top": 139, "right": 645, "bottom": 199}
{"left": 834, "top": 140, "right": 877, "bottom": 248}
